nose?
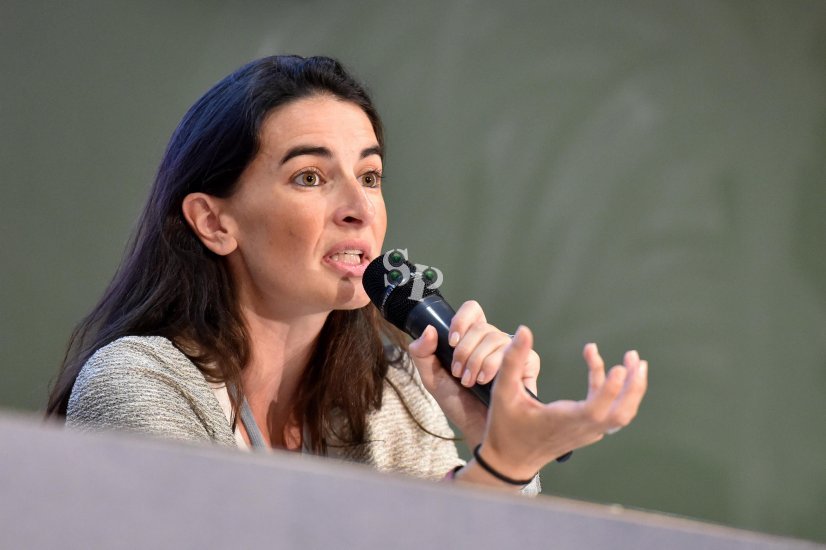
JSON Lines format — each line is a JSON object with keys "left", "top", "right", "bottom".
{"left": 333, "top": 176, "right": 376, "bottom": 227}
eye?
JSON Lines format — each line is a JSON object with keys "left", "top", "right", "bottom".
{"left": 360, "top": 170, "right": 383, "bottom": 188}
{"left": 292, "top": 169, "right": 324, "bottom": 187}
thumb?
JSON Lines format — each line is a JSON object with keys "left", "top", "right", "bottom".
{"left": 496, "top": 325, "right": 534, "bottom": 396}
{"left": 408, "top": 325, "right": 438, "bottom": 359}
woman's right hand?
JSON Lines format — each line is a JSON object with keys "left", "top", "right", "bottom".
{"left": 467, "top": 325, "right": 648, "bottom": 484}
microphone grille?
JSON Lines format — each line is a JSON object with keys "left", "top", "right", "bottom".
{"left": 363, "top": 254, "right": 443, "bottom": 328}
{"left": 362, "top": 255, "right": 400, "bottom": 306}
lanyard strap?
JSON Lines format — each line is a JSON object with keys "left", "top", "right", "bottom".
{"left": 236, "top": 387, "right": 311, "bottom": 453}
{"left": 239, "top": 396, "right": 269, "bottom": 450}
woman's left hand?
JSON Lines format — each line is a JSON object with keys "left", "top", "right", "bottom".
{"left": 407, "top": 300, "right": 540, "bottom": 449}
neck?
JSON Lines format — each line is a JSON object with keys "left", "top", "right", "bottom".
{"left": 239, "top": 305, "right": 330, "bottom": 449}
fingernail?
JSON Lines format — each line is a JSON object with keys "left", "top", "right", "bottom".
{"left": 452, "top": 361, "right": 462, "bottom": 377}
{"left": 628, "top": 350, "right": 639, "bottom": 362}
{"left": 461, "top": 369, "right": 472, "bottom": 386}
{"left": 476, "top": 371, "right": 486, "bottom": 384}
{"left": 638, "top": 360, "right": 648, "bottom": 378}
{"left": 449, "top": 332, "right": 460, "bottom": 347}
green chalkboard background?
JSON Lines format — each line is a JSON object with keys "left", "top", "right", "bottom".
{"left": 2, "top": 0, "right": 824, "bottom": 543}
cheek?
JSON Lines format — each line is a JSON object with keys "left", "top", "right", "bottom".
{"left": 268, "top": 207, "right": 318, "bottom": 253}
{"left": 373, "top": 197, "right": 388, "bottom": 242}
{"left": 269, "top": 200, "right": 329, "bottom": 258}
{"left": 233, "top": 202, "right": 308, "bottom": 266}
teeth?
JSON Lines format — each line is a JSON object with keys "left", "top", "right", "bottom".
{"left": 330, "top": 251, "right": 363, "bottom": 265}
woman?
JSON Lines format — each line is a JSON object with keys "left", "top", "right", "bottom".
{"left": 47, "top": 55, "right": 648, "bottom": 492}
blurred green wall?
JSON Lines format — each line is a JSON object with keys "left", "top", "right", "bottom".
{"left": 2, "top": 0, "right": 824, "bottom": 543}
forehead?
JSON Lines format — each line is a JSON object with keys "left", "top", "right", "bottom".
{"left": 259, "top": 95, "right": 378, "bottom": 153}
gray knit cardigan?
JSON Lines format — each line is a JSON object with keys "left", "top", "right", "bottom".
{"left": 66, "top": 335, "right": 462, "bottom": 477}
{"left": 66, "top": 336, "right": 540, "bottom": 492}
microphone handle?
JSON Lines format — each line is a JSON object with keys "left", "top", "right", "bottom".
{"left": 403, "top": 295, "right": 572, "bottom": 462}
{"left": 404, "top": 295, "right": 538, "bottom": 406}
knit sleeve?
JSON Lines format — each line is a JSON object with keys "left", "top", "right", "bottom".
{"left": 66, "top": 337, "right": 231, "bottom": 446}
{"left": 329, "top": 359, "right": 462, "bottom": 480}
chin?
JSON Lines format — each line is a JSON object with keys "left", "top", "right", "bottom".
{"left": 333, "top": 287, "right": 372, "bottom": 311}
{"left": 348, "top": 294, "right": 372, "bottom": 310}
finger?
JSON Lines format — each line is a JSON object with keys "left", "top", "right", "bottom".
{"left": 618, "top": 350, "right": 640, "bottom": 394}
{"left": 583, "top": 343, "right": 605, "bottom": 399}
{"left": 616, "top": 351, "right": 645, "bottom": 402}
{"left": 606, "top": 359, "right": 648, "bottom": 428}
{"left": 477, "top": 350, "right": 504, "bottom": 386}
{"left": 408, "top": 325, "right": 438, "bottom": 359}
{"left": 521, "top": 349, "right": 541, "bottom": 395}
{"left": 451, "top": 318, "right": 503, "bottom": 377}
{"left": 458, "top": 329, "right": 511, "bottom": 386}
{"left": 583, "top": 365, "right": 627, "bottom": 422}
{"left": 406, "top": 326, "right": 445, "bottom": 393}
{"left": 495, "top": 325, "right": 534, "bottom": 398}
{"left": 447, "top": 300, "right": 486, "bottom": 347}
{"left": 624, "top": 350, "right": 640, "bottom": 370}
{"left": 450, "top": 320, "right": 493, "bottom": 376}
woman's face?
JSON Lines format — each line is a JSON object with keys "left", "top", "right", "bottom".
{"left": 220, "top": 94, "right": 387, "bottom": 318}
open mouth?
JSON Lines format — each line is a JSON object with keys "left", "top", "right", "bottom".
{"left": 327, "top": 250, "right": 364, "bottom": 265}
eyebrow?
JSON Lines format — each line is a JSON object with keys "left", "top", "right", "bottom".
{"left": 279, "top": 144, "right": 383, "bottom": 165}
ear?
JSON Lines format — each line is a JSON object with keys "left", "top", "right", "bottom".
{"left": 181, "top": 193, "right": 238, "bottom": 256}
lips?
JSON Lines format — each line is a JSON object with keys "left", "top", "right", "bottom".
{"left": 323, "top": 241, "right": 371, "bottom": 277}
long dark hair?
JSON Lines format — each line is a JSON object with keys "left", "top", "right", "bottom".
{"left": 47, "top": 55, "right": 406, "bottom": 453}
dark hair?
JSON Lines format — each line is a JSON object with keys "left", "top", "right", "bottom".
{"left": 47, "top": 55, "right": 406, "bottom": 453}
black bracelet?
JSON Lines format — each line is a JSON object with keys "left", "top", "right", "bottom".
{"left": 472, "top": 444, "right": 537, "bottom": 486}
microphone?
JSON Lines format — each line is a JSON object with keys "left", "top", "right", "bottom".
{"left": 361, "top": 250, "right": 498, "bottom": 406}
{"left": 363, "top": 250, "right": 572, "bottom": 462}
{"left": 363, "top": 250, "right": 503, "bottom": 406}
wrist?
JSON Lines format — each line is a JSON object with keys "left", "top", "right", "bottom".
{"left": 473, "top": 444, "right": 538, "bottom": 486}
{"left": 475, "top": 442, "right": 539, "bottom": 482}
{"left": 462, "top": 431, "right": 483, "bottom": 453}
{"left": 456, "top": 415, "right": 486, "bottom": 451}
{"left": 453, "top": 459, "right": 524, "bottom": 492}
